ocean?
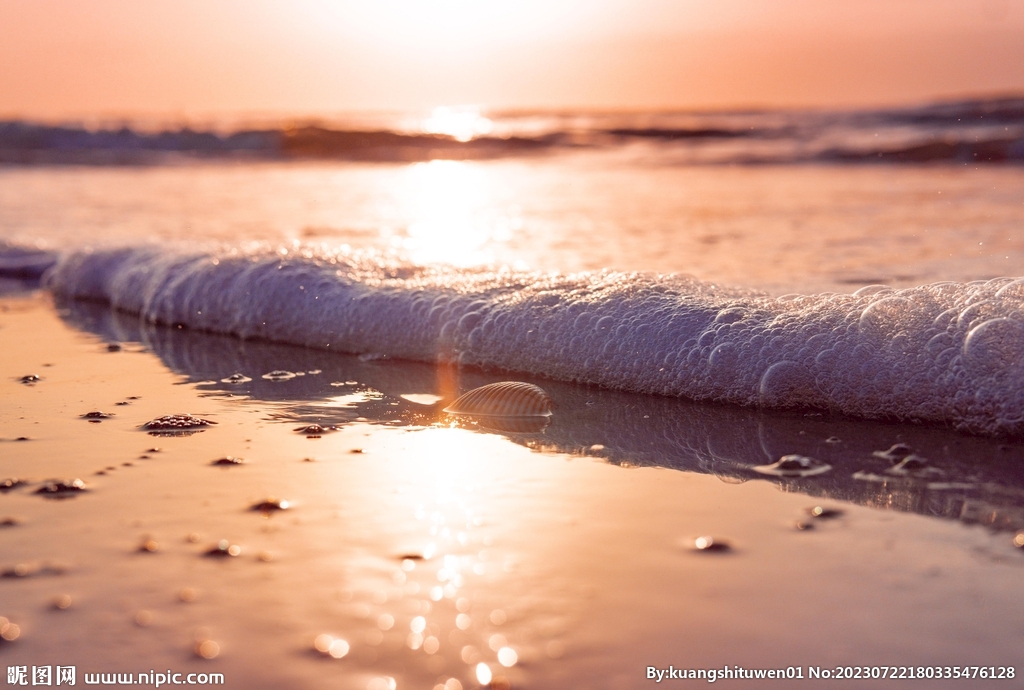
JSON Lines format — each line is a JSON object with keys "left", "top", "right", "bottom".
{"left": 3, "top": 97, "right": 1024, "bottom": 433}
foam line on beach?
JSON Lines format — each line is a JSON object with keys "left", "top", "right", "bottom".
{"left": 27, "top": 243, "right": 1024, "bottom": 436}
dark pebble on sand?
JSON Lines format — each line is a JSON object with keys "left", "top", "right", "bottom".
{"left": 262, "top": 370, "right": 296, "bottom": 381}
{"left": 35, "top": 479, "right": 86, "bottom": 498}
{"left": 0, "top": 617, "right": 21, "bottom": 643}
{"left": 81, "top": 411, "right": 114, "bottom": 420}
{"left": 18, "top": 375, "right": 41, "bottom": 385}
{"left": 142, "top": 414, "right": 216, "bottom": 435}
{"left": 106, "top": 343, "right": 122, "bottom": 352}
{"left": 692, "top": 536, "right": 731, "bottom": 553}
{"left": 0, "top": 518, "right": 20, "bottom": 527}
{"left": 250, "top": 498, "right": 291, "bottom": 513}
{"left": 295, "top": 424, "right": 339, "bottom": 436}
{"left": 2, "top": 564, "right": 35, "bottom": 578}
{"left": 0, "top": 479, "right": 28, "bottom": 492}
{"left": 204, "top": 540, "right": 241, "bottom": 557}
{"left": 211, "top": 456, "right": 244, "bottom": 466}
{"left": 806, "top": 506, "right": 843, "bottom": 519}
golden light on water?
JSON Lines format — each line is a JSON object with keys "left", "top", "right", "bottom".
{"left": 390, "top": 160, "right": 516, "bottom": 267}
{"left": 423, "top": 106, "right": 494, "bottom": 142}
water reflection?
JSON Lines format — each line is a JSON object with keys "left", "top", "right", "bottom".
{"left": 59, "top": 298, "right": 1024, "bottom": 532}
{"left": 390, "top": 160, "right": 516, "bottom": 267}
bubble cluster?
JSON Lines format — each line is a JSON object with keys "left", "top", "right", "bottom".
{"left": 44, "top": 245, "right": 1024, "bottom": 436}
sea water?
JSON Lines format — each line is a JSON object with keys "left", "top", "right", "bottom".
{"left": 3, "top": 99, "right": 1024, "bottom": 434}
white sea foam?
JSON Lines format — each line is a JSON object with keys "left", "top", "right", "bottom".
{"left": 27, "top": 243, "right": 1024, "bottom": 436}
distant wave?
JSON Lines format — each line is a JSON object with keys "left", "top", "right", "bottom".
{"left": 3, "top": 95, "right": 1024, "bottom": 165}
{"left": 1, "top": 241, "right": 1019, "bottom": 437}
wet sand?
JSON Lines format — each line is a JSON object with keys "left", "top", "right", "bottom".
{"left": 2, "top": 291, "right": 1024, "bottom": 689}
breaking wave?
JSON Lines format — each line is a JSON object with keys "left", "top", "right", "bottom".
{"left": 12, "top": 242, "right": 1024, "bottom": 437}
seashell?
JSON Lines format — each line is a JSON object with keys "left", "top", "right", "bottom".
{"left": 753, "top": 454, "right": 831, "bottom": 478}
{"left": 444, "top": 382, "right": 553, "bottom": 418}
{"left": 470, "top": 416, "right": 551, "bottom": 434}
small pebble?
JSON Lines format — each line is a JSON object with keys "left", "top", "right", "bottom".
{"left": 179, "top": 587, "right": 198, "bottom": 602}
{"left": 0, "top": 617, "right": 21, "bottom": 642}
{"left": 294, "top": 424, "right": 339, "bottom": 436}
{"left": 0, "top": 478, "right": 27, "bottom": 492}
{"left": 250, "top": 498, "right": 291, "bottom": 513}
{"left": 138, "top": 539, "right": 159, "bottom": 553}
{"left": 194, "top": 639, "right": 220, "bottom": 659}
{"left": 52, "top": 595, "right": 73, "bottom": 610}
{"left": 142, "top": 414, "right": 216, "bottom": 434}
{"left": 81, "top": 411, "right": 114, "bottom": 420}
{"left": 135, "top": 610, "right": 154, "bottom": 626}
{"left": 3, "top": 564, "right": 36, "bottom": 578}
{"left": 221, "top": 373, "right": 252, "bottom": 384}
{"left": 794, "top": 521, "right": 815, "bottom": 531}
{"left": 692, "top": 536, "right": 731, "bottom": 553}
{"left": 18, "top": 374, "right": 41, "bottom": 385}
{"left": 262, "top": 370, "right": 296, "bottom": 381}
{"left": 35, "top": 479, "right": 86, "bottom": 497}
{"left": 1013, "top": 532, "right": 1024, "bottom": 549}
{"left": 106, "top": 343, "right": 122, "bottom": 352}
{"left": 0, "top": 518, "right": 20, "bottom": 527}
{"left": 807, "top": 506, "right": 843, "bottom": 519}
{"left": 204, "top": 540, "right": 241, "bottom": 557}
{"left": 211, "top": 456, "right": 244, "bottom": 466}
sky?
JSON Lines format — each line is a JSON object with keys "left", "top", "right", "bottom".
{"left": 2, "top": 0, "right": 1024, "bottom": 120}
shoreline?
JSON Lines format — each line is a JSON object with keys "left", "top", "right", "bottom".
{"left": 2, "top": 292, "right": 1023, "bottom": 689}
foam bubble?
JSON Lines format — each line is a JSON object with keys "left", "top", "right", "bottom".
{"left": 38, "top": 244, "right": 1024, "bottom": 436}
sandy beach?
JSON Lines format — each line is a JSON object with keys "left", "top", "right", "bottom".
{"left": 3, "top": 289, "right": 1023, "bottom": 689}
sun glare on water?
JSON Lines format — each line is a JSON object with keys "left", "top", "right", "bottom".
{"left": 388, "top": 159, "right": 520, "bottom": 267}
{"left": 422, "top": 106, "right": 494, "bottom": 142}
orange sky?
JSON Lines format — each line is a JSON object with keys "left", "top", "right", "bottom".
{"left": 2, "top": 0, "right": 1024, "bottom": 119}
